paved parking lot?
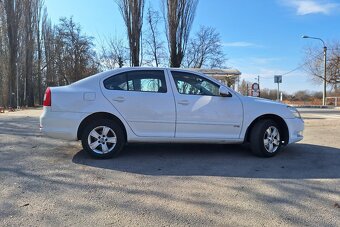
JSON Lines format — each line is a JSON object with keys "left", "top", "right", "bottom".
{"left": 1, "top": 108, "right": 339, "bottom": 226}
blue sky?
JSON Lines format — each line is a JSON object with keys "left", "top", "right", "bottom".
{"left": 45, "top": 0, "right": 340, "bottom": 93}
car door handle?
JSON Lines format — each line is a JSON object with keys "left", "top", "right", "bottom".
{"left": 113, "top": 97, "right": 125, "bottom": 102}
{"left": 178, "top": 100, "right": 189, "bottom": 105}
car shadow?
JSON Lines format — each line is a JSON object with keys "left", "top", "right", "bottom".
{"left": 72, "top": 143, "right": 340, "bottom": 179}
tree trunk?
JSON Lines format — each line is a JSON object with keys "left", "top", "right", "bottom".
{"left": 36, "top": 1, "right": 43, "bottom": 104}
{"left": 4, "top": 0, "right": 20, "bottom": 107}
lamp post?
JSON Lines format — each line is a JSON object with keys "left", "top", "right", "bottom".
{"left": 302, "top": 35, "right": 327, "bottom": 106}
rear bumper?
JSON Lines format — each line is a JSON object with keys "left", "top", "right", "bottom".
{"left": 285, "top": 117, "right": 304, "bottom": 144}
{"left": 40, "top": 107, "right": 87, "bottom": 141}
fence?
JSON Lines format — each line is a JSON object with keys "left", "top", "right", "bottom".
{"left": 326, "top": 97, "right": 340, "bottom": 107}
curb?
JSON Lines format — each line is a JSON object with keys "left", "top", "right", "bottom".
{"left": 293, "top": 105, "right": 335, "bottom": 109}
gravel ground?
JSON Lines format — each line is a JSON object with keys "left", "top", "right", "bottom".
{"left": 0, "top": 108, "right": 339, "bottom": 226}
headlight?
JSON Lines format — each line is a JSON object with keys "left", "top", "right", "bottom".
{"left": 287, "top": 106, "right": 301, "bottom": 119}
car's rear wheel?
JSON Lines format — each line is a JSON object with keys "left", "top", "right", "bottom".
{"left": 81, "top": 119, "right": 125, "bottom": 158}
{"left": 250, "top": 119, "right": 282, "bottom": 157}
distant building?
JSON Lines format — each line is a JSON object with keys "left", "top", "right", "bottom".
{"left": 189, "top": 68, "right": 241, "bottom": 90}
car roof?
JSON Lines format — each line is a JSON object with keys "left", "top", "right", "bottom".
{"left": 103, "top": 67, "right": 201, "bottom": 73}
{"left": 71, "top": 67, "right": 221, "bottom": 87}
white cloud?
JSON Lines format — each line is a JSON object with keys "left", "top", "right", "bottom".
{"left": 222, "top": 41, "right": 258, "bottom": 47}
{"left": 284, "top": 0, "right": 338, "bottom": 15}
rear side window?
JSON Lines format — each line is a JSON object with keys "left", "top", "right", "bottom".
{"left": 104, "top": 73, "right": 128, "bottom": 90}
{"left": 104, "top": 70, "right": 167, "bottom": 93}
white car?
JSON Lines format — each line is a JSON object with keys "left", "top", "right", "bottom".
{"left": 40, "top": 68, "right": 304, "bottom": 158}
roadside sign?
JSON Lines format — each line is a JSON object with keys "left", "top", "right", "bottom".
{"left": 252, "top": 83, "right": 259, "bottom": 90}
{"left": 251, "top": 83, "right": 260, "bottom": 97}
{"left": 274, "top": 75, "right": 282, "bottom": 101}
{"left": 252, "top": 91, "right": 260, "bottom": 97}
{"left": 274, "top": 75, "right": 282, "bottom": 83}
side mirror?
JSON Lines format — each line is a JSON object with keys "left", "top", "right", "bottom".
{"left": 219, "top": 86, "right": 232, "bottom": 97}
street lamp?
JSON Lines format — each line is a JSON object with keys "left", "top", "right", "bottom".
{"left": 302, "top": 35, "right": 327, "bottom": 106}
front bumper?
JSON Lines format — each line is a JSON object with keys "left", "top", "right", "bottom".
{"left": 285, "top": 117, "right": 304, "bottom": 144}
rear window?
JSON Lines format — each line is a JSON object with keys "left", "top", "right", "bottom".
{"left": 104, "top": 70, "right": 167, "bottom": 93}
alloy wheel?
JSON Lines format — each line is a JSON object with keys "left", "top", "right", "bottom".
{"left": 87, "top": 126, "right": 117, "bottom": 154}
{"left": 263, "top": 126, "right": 280, "bottom": 153}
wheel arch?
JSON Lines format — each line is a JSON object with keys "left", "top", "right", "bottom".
{"left": 244, "top": 114, "right": 289, "bottom": 145}
{"left": 77, "top": 112, "right": 127, "bottom": 141}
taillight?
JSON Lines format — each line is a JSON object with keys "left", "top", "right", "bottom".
{"left": 43, "top": 87, "right": 51, "bottom": 106}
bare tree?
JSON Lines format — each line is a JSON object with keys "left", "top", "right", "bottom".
{"left": 304, "top": 41, "right": 340, "bottom": 92}
{"left": 42, "top": 8, "right": 57, "bottom": 86}
{"left": 184, "top": 25, "right": 226, "bottom": 68}
{"left": 238, "top": 79, "right": 252, "bottom": 96}
{"left": 3, "top": 0, "right": 23, "bottom": 107}
{"left": 162, "top": 0, "right": 198, "bottom": 67}
{"left": 327, "top": 43, "right": 340, "bottom": 92}
{"left": 41, "top": 8, "right": 68, "bottom": 88}
{"left": 116, "top": 0, "right": 144, "bottom": 67}
{"left": 0, "top": 1, "right": 9, "bottom": 106}
{"left": 0, "top": 2, "right": 98, "bottom": 107}
{"left": 99, "top": 36, "right": 129, "bottom": 70}
{"left": 0, "top": 0, "right": 45, "bottom": 107}
{"left": 143, "top": 6, "right": 166, "bottom": 67}
{"left": 54, "top": 17, "right": 99, "bottom": 85}
{"left": 260, "top": 88, "right": 287, "bottom": 100}
{"left": 36, "top": 0, "right": 44, "bottom": 104}
{"left": 22, "top": 0, "right": 40, "bottom": 106}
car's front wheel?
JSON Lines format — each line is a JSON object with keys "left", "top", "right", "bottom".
{"left": 250, "top": 119, "right": 283, "bottom": 157}
{"left": 81, "top": 119, "right": 125, "bottom": 158}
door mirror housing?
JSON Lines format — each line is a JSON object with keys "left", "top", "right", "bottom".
{"left": 219, "top": 86, "right": 232, "bottom": 97}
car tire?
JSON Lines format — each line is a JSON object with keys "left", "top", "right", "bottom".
{"left": 250, "top": 119, "right": 282, "bottom": 157}
{"left": 81, "top": 119, "right": 125, "bottom": 159}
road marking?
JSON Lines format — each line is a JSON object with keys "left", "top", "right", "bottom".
{"left": 302, "top": 114, "right": 340, "bottom": 119}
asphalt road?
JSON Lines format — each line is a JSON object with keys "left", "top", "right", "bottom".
{"left": 0, "top": 109, "right": 339, "bottom": 226}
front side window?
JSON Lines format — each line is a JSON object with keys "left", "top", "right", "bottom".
{"left": 171, "top": 71, "right": 219, "bottom": 96}
{"left": 104, "top": 70, "right": 167, "bottom": 93}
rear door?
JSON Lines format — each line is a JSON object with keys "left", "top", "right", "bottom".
{"left": 101, "top": 69, "right": 176, "bottom": 137}
{"left": 169, "top": 70, "right": 243, "bottom": 139}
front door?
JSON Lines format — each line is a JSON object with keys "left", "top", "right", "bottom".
{"left": 169, "top": 70, "right": 243, "bottom": 139}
